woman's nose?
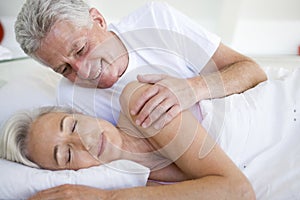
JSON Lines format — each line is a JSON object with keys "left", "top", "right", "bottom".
{"left": 76, "top": 130, "right": 100, "bottom": 160}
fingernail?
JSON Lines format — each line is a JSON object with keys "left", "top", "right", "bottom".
{"left": 130, "top": 110, "right": 136, "bottom": 115}
{"left": 142, "top": 122, "right": 148, "bottom": 128}
{"left": 136, "top": 120, "right": 141, "bottom": 126}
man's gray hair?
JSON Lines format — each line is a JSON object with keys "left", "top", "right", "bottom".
{"left": 15, "top": 0, "right": 92, "bottom": 59}
{"left": 0, "top": 106, "right": 76, "bottom": 168}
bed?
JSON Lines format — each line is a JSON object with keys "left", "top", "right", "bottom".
{"left": 0, "top": 56, "right": 299, "bottom": 199}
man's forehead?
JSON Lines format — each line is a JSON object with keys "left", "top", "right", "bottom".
{"left": 35, "top": 31, "right": 72, "bottom": 68}
{"left": 44, "top": 22, "right": 77, "bottom": 50}
{"left": 36, "top": 21, "right": 87, "bottom": 66}
{"left": 50, "top": 21, "right": 77, "bottom": 38}
{"left": 35, "top": 41, "right": 64, "bottom": 68}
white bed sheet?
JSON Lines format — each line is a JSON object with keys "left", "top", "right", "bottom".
{"left": 200, "top": 57, "right": 300, "bottom": 199}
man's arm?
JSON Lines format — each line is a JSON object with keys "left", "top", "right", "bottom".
{"left": 194, "top": 43, "right": 267, "bottom": 100}
{"left": 131, "top": 43, "right": 267, "bottom": 129}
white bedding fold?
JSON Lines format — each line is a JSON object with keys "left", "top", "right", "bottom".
{"left": 200, "top": 68, "right": 300, "bottom": 199}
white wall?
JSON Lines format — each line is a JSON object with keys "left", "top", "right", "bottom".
{"left": 232, "top": 0, "right": 300, "bottom": 55}
{"left": 87, "top": 0, "right": 222, "bottom": 32}
{"left": 88, "top": 0, "right": 300, "bottom": 55}
{"left": 0, "top": 0, "right": 24, "bottom": 17}
{"left": 1, "top": 0, "right": 299, "bottom": 57}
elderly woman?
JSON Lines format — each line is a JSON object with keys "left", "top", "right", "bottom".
{"left": 0, "top": 81, "right": 255, "bottom": 200}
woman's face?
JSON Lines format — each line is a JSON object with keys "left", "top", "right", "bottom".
{"left": 27, "top": 112, "right": 121, "bottom": 170}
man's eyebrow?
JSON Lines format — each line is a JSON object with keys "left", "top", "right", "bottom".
{"left": 68, "top": 38, "right": 84, "bottom": 57}
{"left": 68, "top": 43, "right": 77, "bottom": 56}
{"left": 54, "top": 145, "right": 59, "bottom": 166}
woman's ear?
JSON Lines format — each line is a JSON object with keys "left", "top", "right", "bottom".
{"left": 89, "top": 8, "right": 107, "bottom": 30}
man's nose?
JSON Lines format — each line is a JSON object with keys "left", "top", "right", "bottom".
{"left": 72, "top": 59, "right": 91, "bottom": 80}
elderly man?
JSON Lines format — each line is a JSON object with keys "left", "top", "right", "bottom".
{"left": 15, "top": 0, "right": 266, "bottom": 129}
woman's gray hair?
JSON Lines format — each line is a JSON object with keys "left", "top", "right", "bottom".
{"left": 15, "top": 0, "right": 92, "bottom": 60}
{"left": 0, "top": 106, "right": 76, "bottom": 168}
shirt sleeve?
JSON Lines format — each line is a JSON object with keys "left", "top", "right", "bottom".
{"left": 110, "top": 2, "right": 221, "bottom": 73}
{"left": 150, "top": 2, "right": 221, "bottom": 73}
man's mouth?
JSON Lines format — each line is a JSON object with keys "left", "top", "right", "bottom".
{"left": 90, "top": 60, "right": 102, "bottom": 80}
{"left": 91, "top": 66, "right": 102, "bottom": 80}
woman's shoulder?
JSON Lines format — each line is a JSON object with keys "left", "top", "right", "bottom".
{"left": 119, "top": 81, "right": 148, "bottom": 117}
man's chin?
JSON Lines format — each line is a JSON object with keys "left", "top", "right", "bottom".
{"left": 74, "top": 79, "right": 99, "bottom": 88}
{"left": 97, "top": 77, "right": 119, "bottom": 89}
{"left": 73, "top": 76, "right": 118, "bottom": 89}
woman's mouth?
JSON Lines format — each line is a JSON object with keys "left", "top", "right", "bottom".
{"left": 97, "top": 134, "right": 105, "bottom": 158}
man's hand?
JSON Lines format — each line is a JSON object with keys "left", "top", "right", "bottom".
{"left": 28, "top": 184, "right": 111, "bottom": 200}
{"left": 131, "top": 74, "right": 198, "bottom": 130}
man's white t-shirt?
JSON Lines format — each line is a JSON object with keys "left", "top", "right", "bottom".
{"left": 57, "top": 2, "right": 221, "bottom": 125}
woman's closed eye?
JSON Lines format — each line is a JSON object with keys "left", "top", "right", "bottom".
{"left": 68, "top": 147, "right": 71, "bottom": 163}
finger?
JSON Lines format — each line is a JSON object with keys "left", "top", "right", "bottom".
{"left": 130, "top": 85, "right": 159, "bottom": 115}
{"left": 137, "top": 74, "right": 166, "bottom": 84}
{"left": 141, "top": 98, "right": 174, "bottom": 128}
{"left": 136, "top": 92, "right": 166, "bottom": 126}
{"left": 153, "top": 104, "right": 181, "bottom": 130}
{"left": 29, "top": 184, "right": 69, "bottom": 200}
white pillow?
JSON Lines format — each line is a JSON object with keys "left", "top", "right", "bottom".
{"left": 0, "top": 63, "right": 60, "bottom": 128}
{"left": 0, "top": 59, "right": 149, "bottom": 199}
{"left": 0, "top": 158, "right": 149, "bottom": 200}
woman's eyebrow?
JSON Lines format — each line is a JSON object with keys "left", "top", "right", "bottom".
{"left": 60, "top": 115, "right": 67, "bottom": 131}
{"left": 55, "top": 115, "right": 68, "bottom": 166}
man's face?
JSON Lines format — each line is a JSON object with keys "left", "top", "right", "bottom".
{"left": 35, "top": 11, "right": 128, "bottom": 88}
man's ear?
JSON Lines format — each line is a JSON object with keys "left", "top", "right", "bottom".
{"left": 89, "top": 8, "right": 107, "bottom": 30}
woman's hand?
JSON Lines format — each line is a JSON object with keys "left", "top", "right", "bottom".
{"left": 28, "top": 184, "right": 111, "bottom": 200}
{"left": 131, "top": 74, "right": 198, "bottom": 130}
